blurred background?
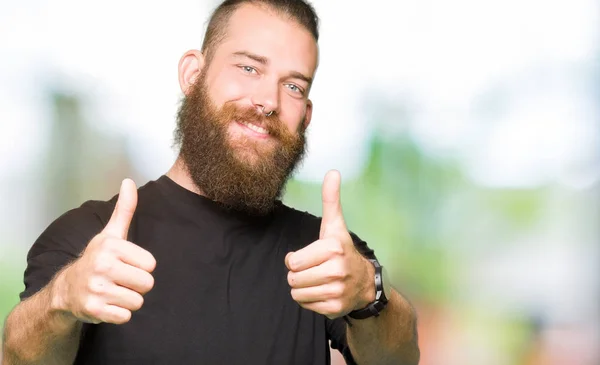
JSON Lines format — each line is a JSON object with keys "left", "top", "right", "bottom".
{"left": 1, "top": 0, "right": 598, "bottom": 364}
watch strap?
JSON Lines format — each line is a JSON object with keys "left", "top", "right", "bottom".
{"left": 347, "top": 258, "right": 388, "bottom": 320}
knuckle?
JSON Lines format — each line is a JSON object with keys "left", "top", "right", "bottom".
{"left": 147, "top": 256, "right": 157, "bottom": 272}
{"left": 327, "top": 240, "right": 345, "bottom": 256}
{"left": 290, "top": 289, "right": 299, "bottom": 301}
{"left": 92, "top": 255, "right": 114, "bottom": 274}
{"left": 330, "top": 301, "right": 345, "bottom": 315}
{"left": 131, "top": 294, "right": 144, "bottom": 311}
{"left": 141, "top": 273, "right": 155, "bottom": 293}
{"left": 83, "top": 298, "right": 102, "bottom": 318}
{"left": 330, "top": 283, "right": 345, "bottom": 298}
{"left": 87, "top": 278, "right": 106, "bottom": 295}
{"left": 114, "top": 310, "right": 132, "bottom": 324}
{"left": 99, "top": 237, "right": 116, "bottom": 251}
{"left": 287, "top": 271, "right": 295, "bottom": 286}
{"left": 327, "top": 266, "right": 346, "bottom": 281}
{"left": 289, "top": 262, "right": 298, "bottom": 272}
{"left": 287, "top": 256, "right": 299, "bottom": 271}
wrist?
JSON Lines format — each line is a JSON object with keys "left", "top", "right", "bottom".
{"left": 347, "top": 258, "right": 390, "bottom": 319}
{"left": 48, "top": 267, "right": 80, "bottom": 332}
{"left": 48, "top": 266, "right": 77, "bottom": 325}
{"left": 49, "top": 268, "right": 69, "bottom": 312}
{"left": 353, "top": 257, "right": 377, "bottom": 311}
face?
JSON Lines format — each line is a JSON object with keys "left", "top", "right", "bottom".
{"left": 201, "top": 3, "right": 318, "bottom": 137}
{"left": 175, "top": 4, "right": 319, "bottom": 215}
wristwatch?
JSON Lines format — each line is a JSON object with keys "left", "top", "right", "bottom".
{"left": 347, "top": 258, "right": 390, "bottom": 320}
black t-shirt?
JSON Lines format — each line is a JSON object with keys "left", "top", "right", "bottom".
{"left": 20, "top": 176, "right": 375, "bottom": 365}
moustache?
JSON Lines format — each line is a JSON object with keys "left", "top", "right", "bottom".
{"left": 221, "top": 103, "right": 291, "bottom": 141}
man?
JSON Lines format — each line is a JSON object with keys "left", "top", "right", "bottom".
{"left": 2, "top": 1, "right": 419, "bottom": 364}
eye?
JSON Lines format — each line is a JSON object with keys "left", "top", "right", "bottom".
{"left": 286, "top": 84, "right": 304, "bottom": 95}
{"left": 240, "top": 65, "right": 258, "bottom": 74}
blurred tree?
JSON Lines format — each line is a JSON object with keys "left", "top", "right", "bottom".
{"left": 43, "top": 91, "right": 135, "bottom": 221}
{"left": 285, "top": 134, "right": 461, "bottom": 303}
{"left": 1, "top": 89, "right": 136, "bottom": 330}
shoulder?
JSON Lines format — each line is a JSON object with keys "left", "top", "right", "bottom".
{"left": 21, "top": 200, "right": 114, "bottom": 300}
{"left": 45, "top": 199, "right": 112, "bottom": 237}
{"left": 31, "top": 200, "right": 111, "bottom": 257}
{"left": 278, "top": 203, "right": 321, "bottom": 224}
{"left": 36, "top": 178, "right": 162, "bottom": 250}
{"left": 273, "top": 204, "right": 321, "bottom": 247}
{"left": 76, "top": 177, "right": 165, "bottom": 225}
{"left": 277, "top": 204, "right": 322, "bottom": 230}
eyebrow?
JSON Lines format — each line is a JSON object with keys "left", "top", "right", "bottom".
{"left": 233, "top": 51, "right": 269, "bottom": 65}
{"left": 232, "top": 51, "right": 313, "bottom": 86}
{"left": 287, "top": 71, "right": 313, "bottom": 86}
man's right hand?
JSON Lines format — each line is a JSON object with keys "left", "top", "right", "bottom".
{"left": 52, "top": 178, "right": 156, "bottom": 325}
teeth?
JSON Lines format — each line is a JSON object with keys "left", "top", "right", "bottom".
{"left": 241, "top": 121, "right": 269, "bottom": 135}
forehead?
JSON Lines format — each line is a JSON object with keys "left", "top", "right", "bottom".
{"left": 216, "top": 4, "right": 319, "bottom": 77}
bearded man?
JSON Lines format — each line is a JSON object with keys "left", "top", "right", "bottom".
{"left": 2, "top": 1, "right": 419, "bottom": 364}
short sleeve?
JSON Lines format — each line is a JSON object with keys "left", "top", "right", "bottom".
{"left": 326, "top": 231, "right": 377, "bottom": 364}
{"left": 19, "top": 201, "right": 109, "bottom": 301}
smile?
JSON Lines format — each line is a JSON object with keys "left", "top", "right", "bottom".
{"left": 237, "top": 120, "right": 270, "bottom": 137}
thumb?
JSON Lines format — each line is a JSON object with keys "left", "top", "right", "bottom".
{"left": 320, "top": 170, "right": 346, "bottom": 239}
{"left": 104, "top": 178, "right": 138, "bottom": 239}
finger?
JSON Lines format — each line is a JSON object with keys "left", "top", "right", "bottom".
{"left": 291, "top": 283, "right": 344, "bottom": 303}
{"left": 297, "top": 301, "right": 344, "bottom": 319}
{"left": 115, "top": 240, "right": 157, "bottom": 273}
{"left": 288, "top": 261, "right": 341, "bottom": 288}
{"left": 284, "top": 252, "right": 294, "bottom": 271}
{"left": 104, "top": 179, "right": 138, "bottom": 239}
{"left": 105, "top": 285, "right": 145, "bottom": 311}
{"left": 111, "top": 262, "right": 155, "bottom": 294}
{"left": 286, "top": 238, "right": 341, "bottom": 272}
{"left": 320, "top": 170, "right": 346, "bottom": 239}
{"left": 99, "top": 304, "right": 132, "bottom": 325}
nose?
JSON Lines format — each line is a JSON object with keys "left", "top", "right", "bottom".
{"left": 251, "top": 79, "right": 279, "bottom": 116}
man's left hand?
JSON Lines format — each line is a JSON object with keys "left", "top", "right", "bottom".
{"left": 285, "top": 170, "right": 375, "bottom": 319}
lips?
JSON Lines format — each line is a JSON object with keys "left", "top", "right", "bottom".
{"left": 237, "top": 120, "right": 269, "bottom": 136}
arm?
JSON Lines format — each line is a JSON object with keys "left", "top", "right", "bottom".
{"left": 346, "top": 288, "right": 419, "bottom": 365}
{"left": 2, "top": 268, "right": 82, "bottom": 365}
{"left": 286, "top": 170, "right": 420, "bottom": 365}
{"left": 2, "top": 180, "right": 155, "bottom": 365}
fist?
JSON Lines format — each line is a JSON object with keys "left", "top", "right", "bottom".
{"left": 53, "top": 179, "right": 156, "bottom": 325}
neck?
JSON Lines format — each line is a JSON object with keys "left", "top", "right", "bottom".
{"left": 166, "top": 156, "right": 206, "bottom": 197}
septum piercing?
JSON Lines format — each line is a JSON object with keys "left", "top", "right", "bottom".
{"left": 262, "top": 106, "right": 274, "bottom": 117}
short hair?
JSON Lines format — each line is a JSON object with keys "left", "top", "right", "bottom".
{"left": 201, "top": 0, "right": 319, "bottom": 64}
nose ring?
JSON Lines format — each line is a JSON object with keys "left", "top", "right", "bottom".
{"left": 262, "top": 106, "right": 274, "bottom": 117}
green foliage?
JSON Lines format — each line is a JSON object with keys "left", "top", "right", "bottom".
{"left": 285, "top": 135, "right": 464, "bottom": 302}
{"left": 284, "top": 132, "right": 549, "bottom": 304}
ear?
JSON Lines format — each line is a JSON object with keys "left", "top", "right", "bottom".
{"left": 303, "top": 99, "right": 313, "bottom": 130}
{"left": 178, "top": 50, "right": 205, "bottom": 95}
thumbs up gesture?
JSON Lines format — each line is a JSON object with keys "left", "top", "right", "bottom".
{"left": 285, "top": 170, "right": 375, "bottom": 319}
{"left": 52, "top": 179, "right": 156, "bottom": 324}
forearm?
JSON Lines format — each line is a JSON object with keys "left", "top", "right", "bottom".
{"left": 346, "top": 289, "right": 419, "bottom": 365}
{"left": 2, "top": 276, "right": 81, "bottom": 365}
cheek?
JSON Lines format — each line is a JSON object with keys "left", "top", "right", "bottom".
{"left": 207, "top": 70, "right": 253, "bottom": 105}
{"left": 280, "top": 99, "right": 307, "bottom": 133}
